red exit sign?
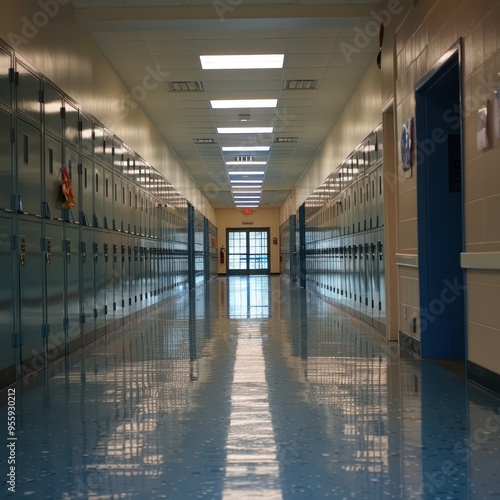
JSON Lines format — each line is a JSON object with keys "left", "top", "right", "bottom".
{"left": 243, "top": 208, "right": 253, "bottom": 215}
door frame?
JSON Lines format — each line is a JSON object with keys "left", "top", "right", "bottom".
{"left": 226, "top": 227, "right": 270, "bottom": 275}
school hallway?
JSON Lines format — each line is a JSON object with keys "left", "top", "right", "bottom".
{"left": 2, "top": 275, "right": 500, "bottom": 499}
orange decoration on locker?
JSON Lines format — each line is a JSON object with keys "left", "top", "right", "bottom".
{"left": 61, "top": 167, "right": 75, "bottom": 209}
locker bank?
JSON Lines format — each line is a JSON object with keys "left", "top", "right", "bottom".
{"left": 1, "top": 1, "right": 500, "bottom": 498}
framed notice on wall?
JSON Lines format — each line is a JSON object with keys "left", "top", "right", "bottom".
{"left": 401, "top": 117, "right": 413, "bottom": 174}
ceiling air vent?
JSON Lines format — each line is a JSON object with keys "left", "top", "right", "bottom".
{"left": 234, "top": 156, "right": 254, "bottom": 162}
{"left": 274, "top": 137, "right": 299, "bottom": 143}
{"left": 283, "top": 79, "right": 319, "bottom": 90}
{"left": 193, "top": 138, "right": 218, "bottom": 144}
{"left": 166, "top": 81, "right": 204, "bottom": 92}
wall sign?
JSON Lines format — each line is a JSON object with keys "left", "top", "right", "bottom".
{"left": 401, "top": 117, "right": 413, "bottom": 172}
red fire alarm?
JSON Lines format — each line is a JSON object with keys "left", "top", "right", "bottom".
{"left": 243, "top": 208, "right": 253, "bottom": 215}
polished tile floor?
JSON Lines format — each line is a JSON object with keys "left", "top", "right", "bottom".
{"left": 1, "top": 276, "right": 500, "bottom": 499}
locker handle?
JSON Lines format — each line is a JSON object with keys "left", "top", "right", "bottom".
{"left": 46, "top": 253, "right": 51, "bottom": 265}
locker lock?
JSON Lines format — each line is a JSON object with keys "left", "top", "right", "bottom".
{"left": 93, "top": 242, "right": 99, "bottom": 263}
{"left": 65, "top": 240, "right": 71, "bottom": 264}
{"left": 378, "top": 241, "right": 383, "bottom": 260}
{"left": 121, "top": 245, "right": 126, "bottom": 263}
{"left": 128, "top": 246, "right": 132, "bottom": 262}
{"left": 81, "top": 242, "right": 87, "bottom": 264}
{"left": 46, "top": 240, "right": 52, "bottom": 266}
{"left": 20, "top": 238, "right": 26, "bottom": 266}
{"left": 104, "top": 243, "right": 109, "bottom": 263}
{"left": 113, "top": 244, "right": 117, "bottom": 263}
{"left": 134, "top": 247, "right": 138, "bottom": 262}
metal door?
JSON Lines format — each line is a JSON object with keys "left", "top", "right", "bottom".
{"left": 0, "top": 108, "right": 12, "bottom": 211}
{"left": 64, "top": 100, "right": 79, "bottom": 148}
{"left": 377, "top": 166, "right": 384, "bottom": 228}
{"left": 65, "top": 225, "right": 80, "bottom": 353}
{"left": 94, "top": 125, "right": 104, "bottom": 161}
{"left": 0, "top": 215, "right": 14, "bottom": 382}
{"left": 80, "top": 155, "right": 93, "bottom": 226}
{"left": 103, "top": 165, "right": 113, "bottom": 230}
{"left": 16, "top": 63, "right": 40, "bottom": 124}
{"left": 0, "top": 46, "right": 12, "bottom": 108}
{"left": 16, "top": 119, "right": 42, "bottom": 216}
{"left": 65, "top": 146, "right": 80, "bottom": 222}
{"left": 368, "top": 231, "right": 377, "bottom": 327}
{"left": 93, "top": 162, "right": 104, "bottom": 228}
{"left": 104, "top": 233, "right": 115, "bottom": 331}
{"left": 81, "top": 227, "right": 95, "bottom": 346}
{"left": 377, "top": 230, "right": 386, "bottom": 332}
{"left": 81, "top": 114, "right": 93, "bottom": 155}
{"left": 43, "top": 84, "right": 63, "bottom": 138}
{"left": 44, "top": 222, "right": 64, "bottom": 358}
{"left": 114, "top": 174, "right": 123, "bottom": 232}
{"left": 112, "top": 232, "right": 122, "bottom": 324}
{"left": 44, "top": 134, "right": 62, "bottom": 219}
{"left": 18, "top": 217, "right": 44, "bottom": 374}
{"left": 93, "top": 230, "right": 106, "bottom": 339}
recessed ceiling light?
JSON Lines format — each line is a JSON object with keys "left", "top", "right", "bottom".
{"left": 200, "top": 54, "right": 284, "bottom": 70}
{"left": 218, "top": 127, "right": 273, "bottom": 134}
{"left": 228, "top": 171, "right": 265, "bottom": 175}
{"left": 222, "top": 146, "right": 270, "bottom": 152}
{"left": 211, "top": 99, "right": 277, "bottom": 109}
{"left": 230, "top": 180, "right": 263, "bottom": 184}
{"left": 226, "top": 161, "right": 267, "bottom": 166}
{"left": 232, "top": 191, "right": 262, "bottom": 195}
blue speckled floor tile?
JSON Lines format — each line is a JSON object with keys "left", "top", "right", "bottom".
{"left": 1, "top": 276, "right": 500, "bottom": 499}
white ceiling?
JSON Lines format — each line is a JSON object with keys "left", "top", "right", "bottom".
{"left": 72, "top": 1, "right": 381, "bottom": 208}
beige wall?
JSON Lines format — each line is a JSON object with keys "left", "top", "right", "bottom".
{"left": 0, "top": 0, "right": 215, "bottom": 222}
{"left": 215, "top": 208, "right": 281, "bottom": 274}
{"left": 390, "top": 0, "right": 500, "bottom": 374}
{"left": 294, "top": 59, "right": 383, "bottom": 211}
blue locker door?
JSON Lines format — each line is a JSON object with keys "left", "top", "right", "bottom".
{"left": 44, "top": 135, "right": 62, "bottom": 219}
{"left": 65, "top": 225, "right": 80, "bottom": 353}
{"left": 0, "top": 46, "right": 12, "bottom": 108}
{"left": 80, "top": 155, "right": 93, "bottom": 226}
{"left": 112, "top": 232, "right": 123, "bottom": 325}
{"left": 378, "top": 230, "right": 386, "bottom": 333}
{"left": 81, "top": 227, "right": 95, "bottom": 346}
{"left": 0, "top": 108, "right": 12, "bottom": 211}
{"left": 0, "top": 215, "right": 15, "bottom": 384}
{"left": 44, "top": 222, "right": 64, "bottom": 360}
{"left": 104, "top": 233, "right": 115, "bottom": 331}
{"left": 16, "top": 119, "right": 42, "bottom": 216}
{"left": 93, "top": 230, "right": 106, "bottom": 339}
{"left": 18, "top": 217, "right": 44, "bottom": 375}
{"left": 65, "top": 147, "right": 80, "bottom": 223}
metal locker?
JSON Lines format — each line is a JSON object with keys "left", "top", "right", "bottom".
{"left": 93, "top": 162, "right": 104, "bottom": 228}
{"left": 352, "top": 238, "right": 359, "bottom": 316}
{"left": 112, "top": 232, "right": 123, "bottom": 325}
{"left": 369, "top": 169, "right": 377, "bottom": 229}
{"left": 102, "top": 165, "right": 113, "bottom": 230}
{"left": 358, "top": 236, "right": 366, "bottom": 318}
{"left": 368, "top": 232, "right": 377, "bottom": 327}
{"left": 122, "top": 234, "right": 131, "bottom": 318}
{"left": 44, "top": 134, "right": 62, "bottom": 219}
{"left": 80, "top": 155, "right": 93, "bottom": 226}
{"left": 0, "top": 46, "right": 12, "bottom": 108}
{"left": 93, "top": 229, "right": 106, "bottom": 339}
{"left": 65, "top": 225, "right": 80, "bottom": 352}
{"left": 103, "top": 130, "right": 113, "bottom": 167}
{"left": 63, "top": 100, "right": 79, "bottom": 147}
{"left": 0, "top": 108, "right": 12, "bottom": 211}
{"left": 377, "top": 230, "right": 386, "bottom": 331}
{"left": 377, "top": 128, "right": 383, "bottom": 163}
{"left": 131, "top": 184, "right": 139, "bottom": 234}
{"left": 104, "top": 233, "right": 115, "bottom": 331}
{"left": 18, "top": 217, "right": 44, "bottom": 374}
{"left": 16, "top": 119, "right": 42, "bottom": 216}
{"left": 80, "top": 114, "right": 93, "bottom": 155}
{"left": 0, "top": 215, "right": 14, "bottom": 381}
{"left": 132, "top": 238, "right": 140, "bottom": 310}
{"left": 15, "top": 63, "right": 41, "bottom": 124}
{"left": 113, "top": 173, "right": 123, "bottom": 232}
{"left": 94, "top": 125, "right": 105, "bottom": 161}
{"left": 65, "top": 146, "right": 80, "bottom": 222}
{"left": 80, "top": 227, "right": 95, "bottom": 346}
{"left": 377, "top": 166, "right": 384, "bottom": 228}
{"left": 44, "top": 222, "right": 64, "bottom": 357}
{"left": 43, "top": 84, "right": 63, "bottom": 138}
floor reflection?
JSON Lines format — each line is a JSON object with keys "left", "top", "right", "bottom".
{"left": 0, "top": 276, "right": 499, "bottom": 499}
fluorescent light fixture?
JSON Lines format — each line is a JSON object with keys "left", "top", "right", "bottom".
{"left": 228, "top": 171, "right": 265, "bottom": 175}
{"left": 200, "top": 54, "right": 284, "bottom": 70}
{"left": 211, "top": 99, "right": 277, "bottom": 109}
{"left": 236, "top": 204, "right": 259, "bottom": 208}
{"left": 234, "top": 195, "right": 261, "bottom": 199}
{"left": 232, "top": 191, "right": 262, "bottom": 195}
{"left": 222, "top": 146, "right": 270, "bottom": 152}
{"left": 226, "top": 161, "right": 267, "bottom": 166}
{"left": 231, "top": 182, "right": 263, "bottom": 187}
{"left": 218, "top": 127, "right": 273, "bottom": 134}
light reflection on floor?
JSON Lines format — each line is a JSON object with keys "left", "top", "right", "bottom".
{"left": 0, "top": 276, "right": 499, "bottom": 499}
